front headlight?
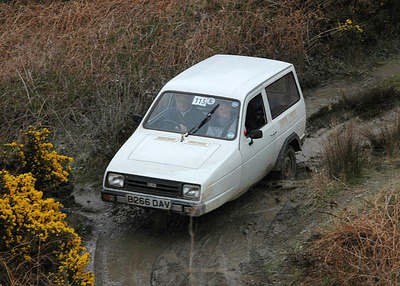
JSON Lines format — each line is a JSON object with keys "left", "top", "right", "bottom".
{"left": 107, "top": 173, "right": 124, "bottom": 187}
{"left": 183, "top": 184, "right": 200, "bottom": 200}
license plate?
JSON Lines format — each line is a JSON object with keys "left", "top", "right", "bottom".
{"left": 126, "top": 194, "right": 171, "bottom": 210}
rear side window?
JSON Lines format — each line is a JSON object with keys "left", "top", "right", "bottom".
{"left": 245, "top": 93, "right": 267, "bottom": 132}
{"left": 265, "top": 72, "right": 300, "bottom": 119}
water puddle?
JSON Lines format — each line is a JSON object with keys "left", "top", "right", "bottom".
{"left": 94, "top": 227, "right": 177, "bottom": 285}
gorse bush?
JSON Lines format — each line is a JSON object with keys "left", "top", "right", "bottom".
{"left": 322, "top": 123, "right": 366, "bottom": 182}
{"left": 0, "top": 171, "right": 94, "bottom": 285}
{"left": 0, "top": 127, "right": 73, "bottom": 192}
{"left": 0, "top": 127, "right": 94, "bottom": 285}
{"left": 314, "top": 0, "right": 400, "bottom": 55}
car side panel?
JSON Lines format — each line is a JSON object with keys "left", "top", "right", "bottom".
{"left": 202, "top": 149, "right": 242, "bottom": 213}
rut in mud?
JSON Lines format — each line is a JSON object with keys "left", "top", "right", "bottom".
{"left": 72, "top": 59, "right": 400, "bottom": 285}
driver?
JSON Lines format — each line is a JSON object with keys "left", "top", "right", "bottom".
{"left": 163, "top": 94, "right": 203, "bottom": 133}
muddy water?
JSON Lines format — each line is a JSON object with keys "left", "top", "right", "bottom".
{"left": 74, "top": 182, "right": 292, "bottom": 285}
{"left": 94, "top": 229, "right": 176, "bottom": 285}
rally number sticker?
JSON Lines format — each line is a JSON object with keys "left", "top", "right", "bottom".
{"left": 192, "top": 96, "right": 216, "bottom": 107}
{"left": 192, "top": 96, "right": 208, "bottom": 107}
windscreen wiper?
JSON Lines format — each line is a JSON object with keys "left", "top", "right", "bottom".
{"left": 185, "top": 104, "right": 220, "bottom": 137}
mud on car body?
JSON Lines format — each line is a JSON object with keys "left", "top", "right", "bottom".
{"left": 102, "top": 55, "right": 306, "bottom": 216}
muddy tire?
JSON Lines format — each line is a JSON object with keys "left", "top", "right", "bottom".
{"left": 278, "top": 146, "right": 296, "bottom": 180}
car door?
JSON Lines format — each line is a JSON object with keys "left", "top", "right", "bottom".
{"left": 239, "top": 91, "right": 279, "bottom": 190}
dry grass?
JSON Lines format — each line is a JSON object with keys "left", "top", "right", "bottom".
{"left": 1, "top": 0, "right": 398, "bottom": 177}
{"left": 321, "top": 123, "right": 366, "bottom": 182}
{"left": 0, "top": 0, "right": 323, "bottom": 81}
{"left": 363, "top": 113, "right": 400, "bottom": 156}
{"left": 339, "top": 86, "right": 400, "bottom": 120}
{"left": 308, "top": 85, "right": 400, "bottom": 136}
{"left": 310, "top": 184, "right": 400, "bottom": 285}
{"left": 0, "top": 0, "right": 324, "bottom": 176}
{"left": 0, "top": 249, "right": 55, "bottom": 286}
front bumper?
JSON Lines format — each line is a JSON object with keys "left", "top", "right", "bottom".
{"left": 101, "top": 188, "right": 206, "bottom": 216}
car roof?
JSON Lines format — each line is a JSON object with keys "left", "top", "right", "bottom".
{"left": 160, "top": 54, "right": 292, "bottom": 101}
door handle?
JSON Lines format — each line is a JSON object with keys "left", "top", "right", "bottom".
{"left": 270, "top": 130, "right": 277, "bottom": 136}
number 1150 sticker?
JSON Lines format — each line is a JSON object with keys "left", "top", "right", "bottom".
{"left": 192, "top": 96, "right": 215, "bottom": 106}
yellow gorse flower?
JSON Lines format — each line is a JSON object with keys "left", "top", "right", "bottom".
{"left": 338, "top": 18, "right": 363, "bottom": 34}
{"left": 0, "top": 127, "right": 94, "bottom": 286}
{"left": 1, "top": 127, "right": 73, "bottom": 192}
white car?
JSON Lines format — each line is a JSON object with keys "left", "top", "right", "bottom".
{"left": 102, "top": 55, "right": 306, "bottom": 216}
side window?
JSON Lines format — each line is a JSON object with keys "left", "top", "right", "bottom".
{"left": 245, "top": 93, "right": 267, "bottom": 132}
{"left": 265, "top": 72, "right": 300, "bottom": 119}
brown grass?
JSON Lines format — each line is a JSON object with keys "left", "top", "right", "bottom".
{"left": 311, "top": 185, "right": 400, "bottom": 285}
{"left": 0, "top": 249, "right": 54, "bottom": 286}
{"left": 0, "top": 0, "right": 323, "bottom": 81}
{"left": 321, "top": 123, "right": 366, "bottom": 182}
{"left": 363, "top": 113, "right": 400, "bottom": 156}
{"left": 0, "top": 0, "right": 324, "bottom": 174}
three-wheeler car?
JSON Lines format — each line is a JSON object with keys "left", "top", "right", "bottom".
{"left": 102, "top": 55, "right": 306, "bottom": 216}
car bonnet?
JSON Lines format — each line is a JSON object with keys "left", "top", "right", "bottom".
{"left": 128, "top": 134, "right": 220, "bottom": 169}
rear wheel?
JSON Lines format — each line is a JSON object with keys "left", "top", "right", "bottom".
{"left": 279, "top": 146, "right": 296, "bottom": 179}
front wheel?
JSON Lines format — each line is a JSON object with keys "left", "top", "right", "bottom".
{"left": 279, "top": 146, "right": 296, "bottom": 180}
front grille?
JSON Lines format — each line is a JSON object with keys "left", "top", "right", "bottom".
{"left": 124, "top": 175, "right": 183, "bottom": 198}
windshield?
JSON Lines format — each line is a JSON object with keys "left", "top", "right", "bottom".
{"left": 144, "top": 92, "right": 240, "bottom": 140}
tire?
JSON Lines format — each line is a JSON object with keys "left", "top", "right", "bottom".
{"left": 279, "top": 146, "right": 296, "bottom": 180}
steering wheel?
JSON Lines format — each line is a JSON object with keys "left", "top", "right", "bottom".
{"left": 158, "top": 119, "right": 180, "bottom": 130}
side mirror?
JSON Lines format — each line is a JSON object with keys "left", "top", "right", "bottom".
{"left": 247, "top": 129, "right": 263, "bottom": 145}
{"left": 132, "top": 114, "right": 143, "bottom": 124}
{"left": 249, "top": 129, "right": 263, "bottom": 139}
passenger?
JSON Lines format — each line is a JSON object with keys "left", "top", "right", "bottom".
{"left": 163, "top": 94, "right": 203, "bottom": 133}
{"left": 206, "top": 101, "right": 237, "bottom": 139}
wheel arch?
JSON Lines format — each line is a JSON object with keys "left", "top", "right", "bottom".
{"left": 273, "top": 132, "right": 301, "bottom": 171}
